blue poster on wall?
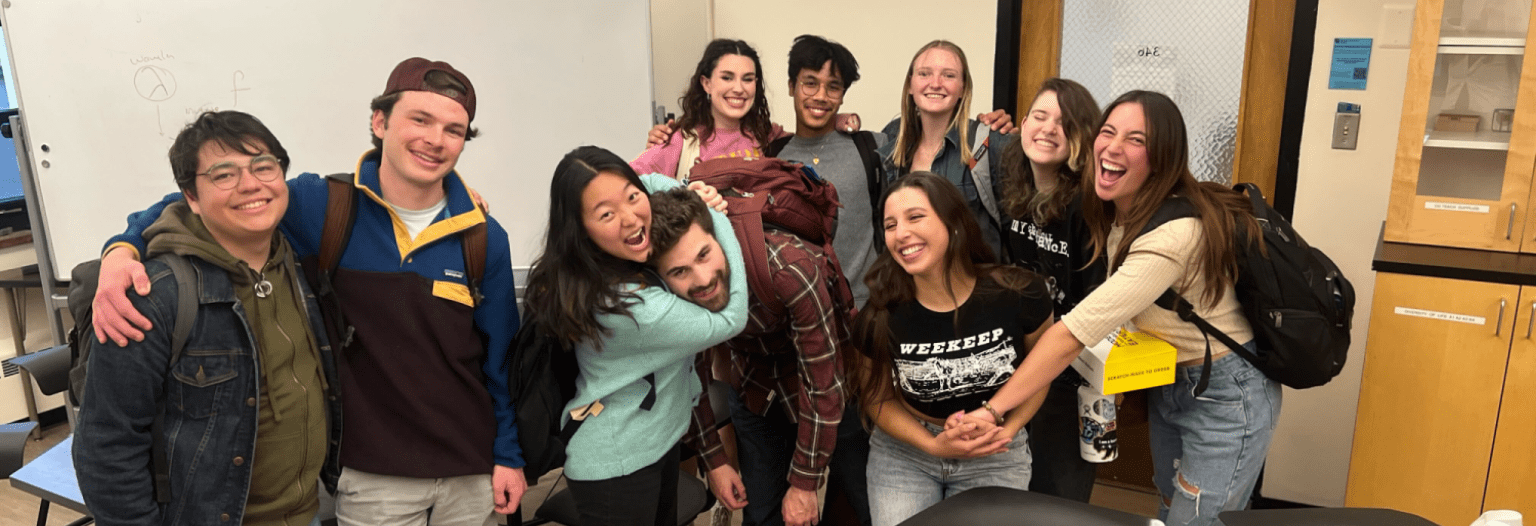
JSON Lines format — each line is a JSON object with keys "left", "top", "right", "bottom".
{"left": 1329, "top": 38, "right": 1373, "bottom": 90}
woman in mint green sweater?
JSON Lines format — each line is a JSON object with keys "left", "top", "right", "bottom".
{"left": 523, "top": 146, "right": 748, "bottom": 526}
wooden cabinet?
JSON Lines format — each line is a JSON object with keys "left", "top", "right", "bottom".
{"left": 1385, "top": 0, "right": 1536, "bottom": 251}
{"left": 1347, "top": 271, "right": 1536, "bottom": 525}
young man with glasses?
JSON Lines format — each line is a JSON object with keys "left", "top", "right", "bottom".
{"left": 75, "top": 110, "right": 344, "bottom": 526}
{"left": 90, "top": 58, "right": 525, "bottom": 526}
{"left": 687, "top": 35, "right": 875, "bottom": 526}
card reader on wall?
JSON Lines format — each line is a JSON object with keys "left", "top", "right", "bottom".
{"left": 1333, "top": 102, "right": 1361, "bottom": 150}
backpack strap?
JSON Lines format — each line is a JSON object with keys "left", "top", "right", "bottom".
{"left": 964, "top": 122, "right": 1001, "bottom": 226}
{"left": 150, "top": 254, "right": 199, "bottom": 504}
{"left": 319, "top": 173, "right": 357, "bottom": 275}
{"left": 160, "top": 255, "right": 199, "bottom": 360}
{"left": 851, "top": 131, "right": 886, "bottom": 249}
{"left": 1137, "top": 196, "right": 1199, "bottom": 237}
{"left": 677, "top": 134, "right": 703, "bottom": 181}
{"left": 1154, "top": 290, "right": 1262, "bottom": 397}
{"left": 765, "top": 135, "right": 793, "bottom": 158}
{"left": 319, "top": 173, "right": 358, "bottom": 347}
{"left": 729, "top": 193, "right": 786, "bottom": 315}
{"left": 461, "top": 222, "right": 487, "bottom": 306}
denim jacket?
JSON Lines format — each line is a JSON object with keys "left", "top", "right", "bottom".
{"left": 73, "top": 256, "right": 342, "bottom": 525}
{"left": 878, "top": 118, "right": 1009, "bottom": 256}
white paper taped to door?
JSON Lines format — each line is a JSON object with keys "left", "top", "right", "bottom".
{"left": 1424, "top": 202, "right": 1491, "bottom": 213}
{"left": 1394, "top": 306, "right": 1486, "bottom": 325}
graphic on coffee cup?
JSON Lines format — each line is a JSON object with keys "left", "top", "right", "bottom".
{"left": 1079, "top": 384, "right": 1118, "bottom": 462}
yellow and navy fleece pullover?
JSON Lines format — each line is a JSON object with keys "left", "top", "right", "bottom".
{"left": 107, "top": 150, "right": 524, "bottom": 477}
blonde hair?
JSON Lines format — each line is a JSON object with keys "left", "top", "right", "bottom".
{"left": 889, "top": 41, "right": 974, "bottom": 171}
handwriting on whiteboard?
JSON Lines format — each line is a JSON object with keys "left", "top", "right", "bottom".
{"left": 134, "top": 65, "right": 176, "bottom": 102}
{"left": 129, "top": 51, "right": 175, "bottom": 65}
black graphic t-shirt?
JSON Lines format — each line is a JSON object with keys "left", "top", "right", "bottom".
{"left": 1003, "top": 198, "right": 1104, "bottom": 316}
{"left": 889, "top": 274, "right": 1053, "bottom": 419}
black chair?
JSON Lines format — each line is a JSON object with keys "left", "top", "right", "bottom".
{"left": 896, "top": 486, "right": 1156, "bottom": 526}
{"left": 525, "top": 380, "right": 733, "bottom": 526}
{"left": 9, "top": 344, "right": 72, "bottom": 398}
{"left": 1218, "top": 508, "right": 1441, "bottom": 526}
{"left": 0, "top": 421, "right": 38, "bottom": 479}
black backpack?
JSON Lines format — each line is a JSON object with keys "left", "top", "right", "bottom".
{"left": 505, "top": 319, "right": 580, "bottom": 485}
{"left": 67, "top": 252, "right": 200, "bottom": 504}
{"left": 1140, "top": 183, "right": 1356, "bottom": 395}
{"left": 509, "top": 272, "right": 664, "bottom": 486}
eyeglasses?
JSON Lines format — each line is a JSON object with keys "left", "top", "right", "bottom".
{"left": 198, "top": 154, "right": 283, "bottom": 189}
{"left": 797, "top": 78, "right": 845, "bottom": 100}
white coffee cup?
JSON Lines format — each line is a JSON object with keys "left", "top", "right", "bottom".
{"left": 1472, "top": 510, "right": 1523, "bottom": 526}
{"left": 1078, "top": 384, "right": 1118, "bottom": 462}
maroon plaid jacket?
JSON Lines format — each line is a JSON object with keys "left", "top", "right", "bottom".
{"left": 683, "top": 229, "right": 850, "bottom": 491}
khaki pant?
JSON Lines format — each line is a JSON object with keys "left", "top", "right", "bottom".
{"left": 334, "top": 468, "right": 497, "bottom": 526}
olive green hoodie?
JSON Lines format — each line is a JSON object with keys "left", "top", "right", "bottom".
{"left": 144, "top": 201, "right": 327, "bottom": 526}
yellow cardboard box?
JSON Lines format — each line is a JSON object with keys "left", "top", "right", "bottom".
{"left": 1071, "top": 326, "right": 1177, "bottom": 395}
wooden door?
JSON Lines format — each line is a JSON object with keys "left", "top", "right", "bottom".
{"left": 1484, "top": 285, "right": 1536, "bottom": 512}
{"left": 1013, "top": 0, "right": 1294, "bottom": 199}
{"left": 1346, "top": 272, "right": 1518, "bottom": 525}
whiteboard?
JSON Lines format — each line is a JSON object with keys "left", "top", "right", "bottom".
{"left": 0, "top": 0, "right": 654, "bottom": 276}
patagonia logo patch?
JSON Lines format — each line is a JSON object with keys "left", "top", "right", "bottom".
{"left": 444, "top": 269, "right": 465, "bottom": 279}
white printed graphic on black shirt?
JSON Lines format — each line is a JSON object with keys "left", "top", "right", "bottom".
{"left": 895, "top": 328, "right": 1016, "bottom": 402}
{"left": 1009, "top": 218, "right": 1068, "bottom": 305}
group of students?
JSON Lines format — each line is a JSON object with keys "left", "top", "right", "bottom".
{"left": 70, "top": 32, "right": 1278, "bottom": 526}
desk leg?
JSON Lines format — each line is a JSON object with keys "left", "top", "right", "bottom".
{"left": 36, "top": 498, "right": 49, "bottom": 526}
{"left": 4, "top": 286, "right": 41, "bottom": 440}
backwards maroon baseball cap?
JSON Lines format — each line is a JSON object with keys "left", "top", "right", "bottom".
{"left": 383, "top": 57, "right": 477, "bottom": 122}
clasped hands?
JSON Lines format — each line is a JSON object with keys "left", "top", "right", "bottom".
{"left": 929, "top": 407, "right": 1011, "bottom": 459}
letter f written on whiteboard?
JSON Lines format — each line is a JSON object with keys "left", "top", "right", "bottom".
{"left": 232, "top": 70, "right": 248, "bottom": 107}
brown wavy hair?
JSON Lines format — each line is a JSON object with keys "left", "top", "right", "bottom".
{"left": 672, "top": 39, "right": 774, "bottom": 148}
{"left": 1000, "top": 78, "right": 1100, "bottom": 225}
{"left": 1081, "top": 91, "right": 1259, "bottom": 309}
{"left": 845, "top": 172, "right": 1038, "bottom": 420}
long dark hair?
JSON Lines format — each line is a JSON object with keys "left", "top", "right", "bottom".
{"left": 673, "top": 39, "right": 773, "bottom": 148}
{"left": 846, "top": 172, "right": 1036, "bottom": 418}
{"left": 524, "top": 146, "right": 650, "bottom": 351}
{"left": 1000, "top": 78, "right": 1099, "bottom": 224}
{"left": 1081, "top": 91, "right": 1259, "bottom": 309}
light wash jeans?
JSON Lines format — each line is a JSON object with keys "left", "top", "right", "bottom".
{"left": 866, "top": 420, "right": 1032, "bottom": 526}
{"left": 1149, "top": 347, "right": 1281, "bottom": 526}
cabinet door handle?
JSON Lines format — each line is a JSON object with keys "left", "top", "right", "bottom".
{"left": 1497, "top": 298, "right": 1508, "bottom": 336}
{"left": 1526, "top": 302, "right": 1534, "bottom": 339}
{"left": 1510, "top": 204, "right": 1518, "bottom": 240}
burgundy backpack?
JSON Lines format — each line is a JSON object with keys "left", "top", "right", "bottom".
{"left": 686, "top": 156, "right": 855, "bottom": 317}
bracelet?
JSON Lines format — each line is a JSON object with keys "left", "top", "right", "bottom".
{"left": 981, "top": 401, "right": 1005, "bottom": 425}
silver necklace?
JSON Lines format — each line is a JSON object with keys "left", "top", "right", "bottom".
{"left": 254, "top": 270, "right": 273, "bottom": 298}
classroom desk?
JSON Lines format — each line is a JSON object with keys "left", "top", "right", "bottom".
{"left": 11, "top": 435, "right": 87, "bottom": 516}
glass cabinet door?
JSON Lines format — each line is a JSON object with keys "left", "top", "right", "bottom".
{"left": 1387, "top": 0, "right": 1536, "bottom": 252}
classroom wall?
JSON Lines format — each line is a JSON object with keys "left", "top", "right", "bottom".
{"left": 650, "top": 0, "right": 712, "bottom": 123}
{"left": 661, "top": 0, "right": 998, "bottom": 135}
{"left": 1262, "top": 0, "right": 1413, "bottom": 506}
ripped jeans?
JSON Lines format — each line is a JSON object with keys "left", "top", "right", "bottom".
{"left": 1149, "top": 347, "right": 1280, "bottom": 526}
